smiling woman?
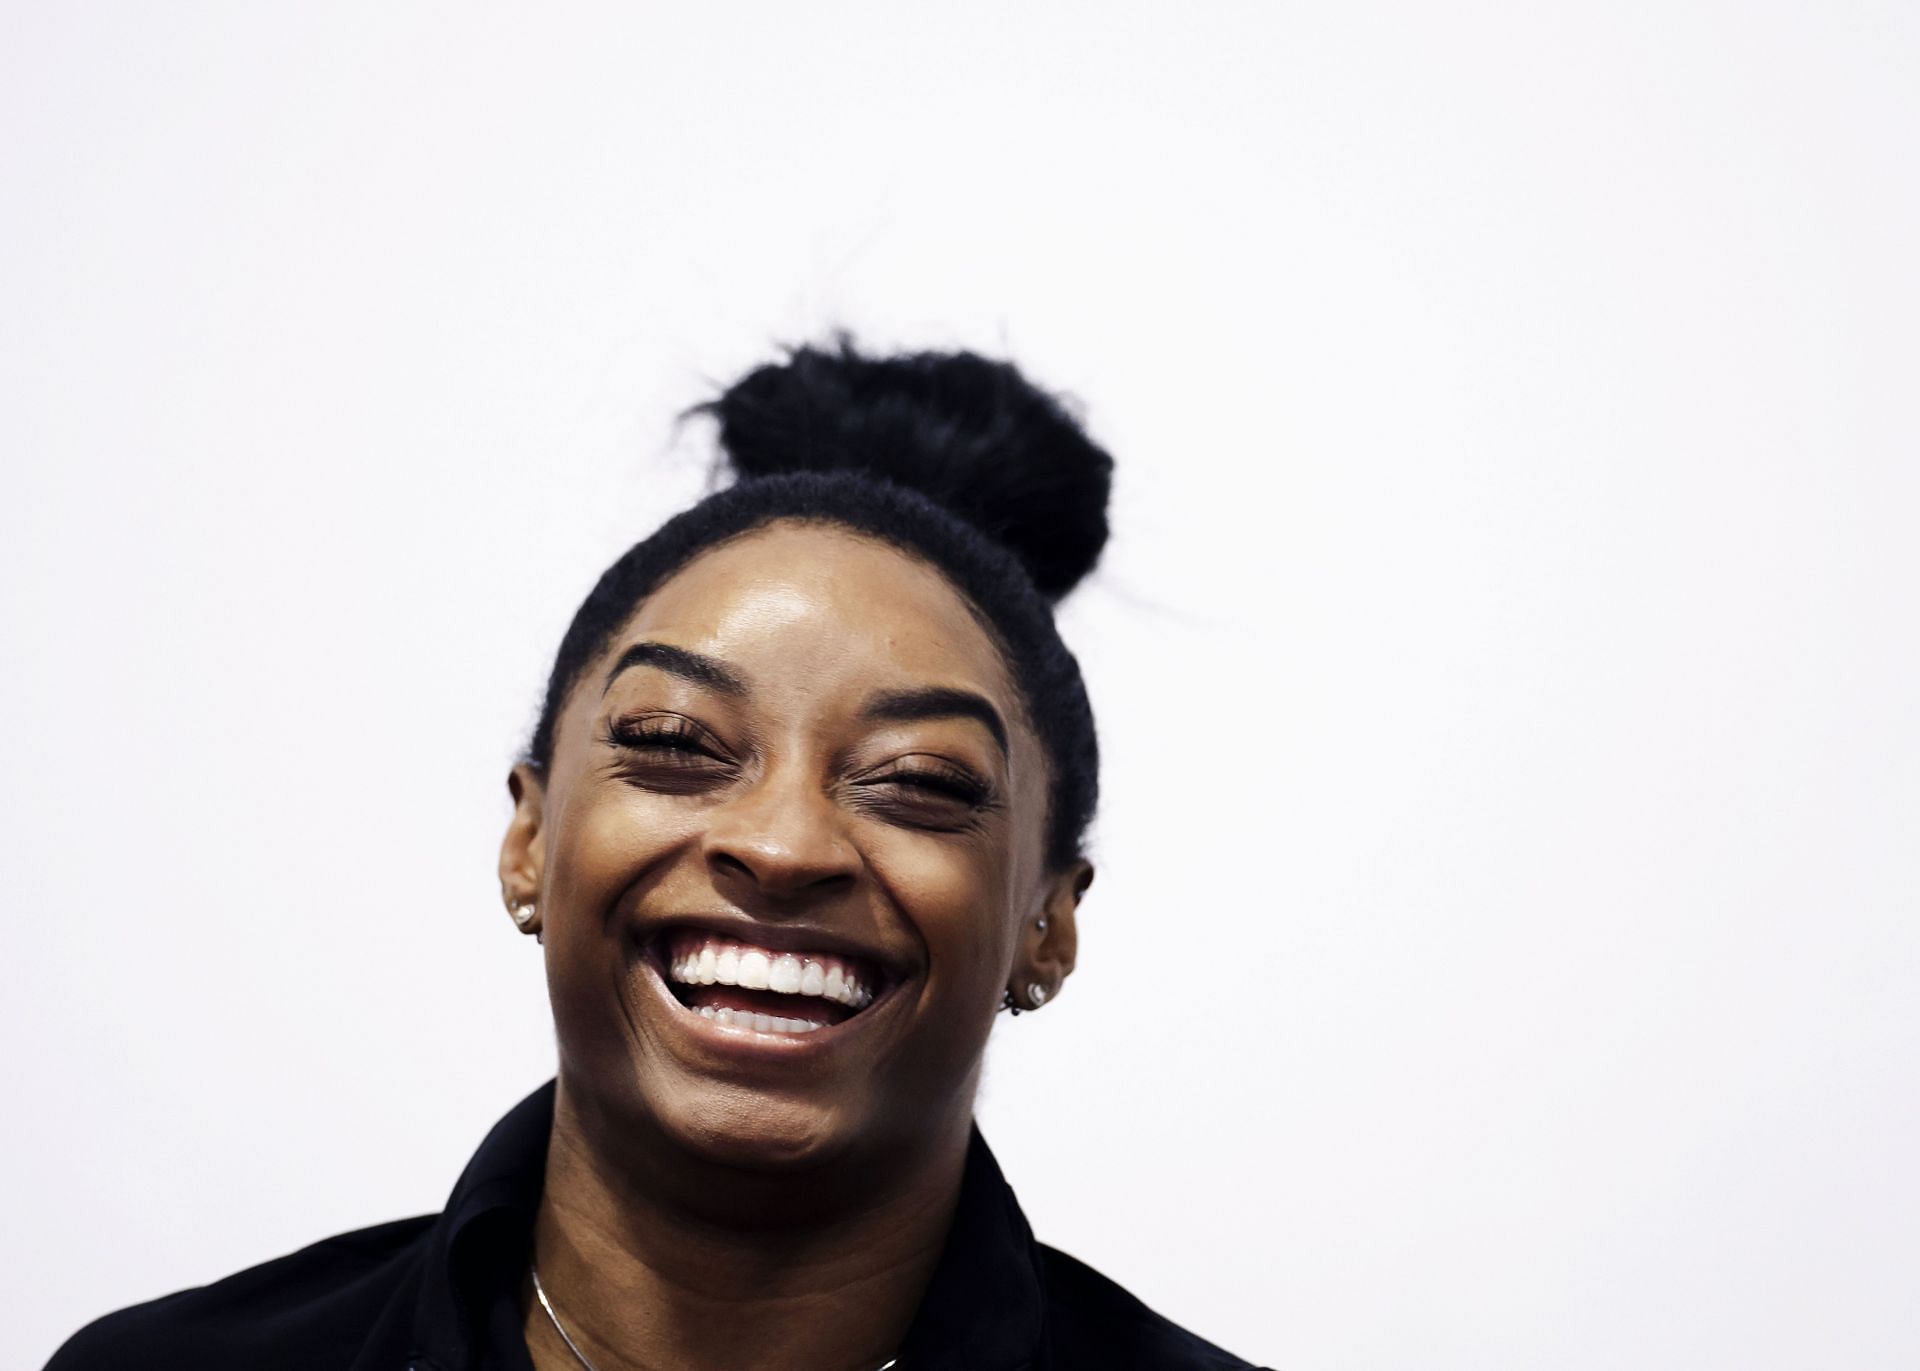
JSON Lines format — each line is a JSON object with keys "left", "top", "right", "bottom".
{"left": 46, "top": 341, "right": 1266, "bottom": 1371}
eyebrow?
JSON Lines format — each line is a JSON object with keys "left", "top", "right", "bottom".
{"left": 860, "top": 686, "right": 1010, "bottom": 758}
{"left": 601, "top": 641, "right": 750, "bottom": 697}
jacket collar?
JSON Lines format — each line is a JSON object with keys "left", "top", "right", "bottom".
{"left": 411, "top": 1081, "right": 553, "bottom": 1370}
{"left": 409, "top": 1081, "right": 1047, "bottom": 1371}
{"left": 893, "top": 1120, "right": 1047, "bottom": 1368}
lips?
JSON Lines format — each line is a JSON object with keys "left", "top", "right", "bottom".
{"left": 643, "top": 927, "right": 898, "bottom": 1040}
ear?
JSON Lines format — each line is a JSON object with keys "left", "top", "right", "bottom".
{"left": 1016, "top": 859, "right": 1093, "bottom": 1004}
{"left": 498, "top": 763, "right": 548, "bottom": 922}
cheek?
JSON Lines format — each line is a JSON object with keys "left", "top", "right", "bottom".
{"left": 547, "top": 780, "right": 699, "bottom": 922}
{"left": 868, "top": 834, "right": 1020, "bottom": 990}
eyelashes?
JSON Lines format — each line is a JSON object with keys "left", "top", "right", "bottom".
{"left": 865, "top": 757, "right": 992, "bottom": 806}
{"left": 605, "top": 714, "right": 724, "bottom": 759}
{"left": 601, "top": 715, "right": 736, "bottom": 794}
{"left": 858, "top": 765, "right": 1004, "bottom": 835}
{"left": 600, "top": 713, "right": 1000, "bottom": 824}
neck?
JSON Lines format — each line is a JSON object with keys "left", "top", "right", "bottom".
{"left": 523, "top": 1077, "right": 972, "bottom": 1371}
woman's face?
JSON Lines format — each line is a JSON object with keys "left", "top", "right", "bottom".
{"left": 501, "top": 522, "right": 1086, "bottom": 1171}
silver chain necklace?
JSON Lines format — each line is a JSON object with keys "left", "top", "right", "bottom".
{"left": 530, "top": 1263, "right": 898, "bottom": 1371}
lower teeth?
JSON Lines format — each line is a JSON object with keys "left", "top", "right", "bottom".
{"left": 696, "top": 1005, "right": 821, "bottom": 1034}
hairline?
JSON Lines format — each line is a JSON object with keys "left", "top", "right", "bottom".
{"left": 531, "top": 513, "right": 1055, "bottom": 831}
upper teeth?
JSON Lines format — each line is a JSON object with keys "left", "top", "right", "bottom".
{"left": 667, "top": 936, "right": 875, "bottom": 1009}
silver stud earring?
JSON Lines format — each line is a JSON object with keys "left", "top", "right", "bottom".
{"left": 1036, "top": 915, "right": 1049, "bottom": 932}
{"left": 1028, "top": 982, "right": 1048, "bottom": 1008}
{"left": 510, "top": 902, "right": 536, "bottom": 931}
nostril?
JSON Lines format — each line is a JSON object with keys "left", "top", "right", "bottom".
{"left": 705, "top": 832, "right": 860, "bottom": 897}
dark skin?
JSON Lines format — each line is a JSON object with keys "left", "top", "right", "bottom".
{"left": 498, "top": 522, "right": 1092, "bottom": 1371}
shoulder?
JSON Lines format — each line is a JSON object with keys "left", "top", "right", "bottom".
{"left": 44, "top": 1214, "right": 434, "bottom": 1371}
{"left": 1037, "top": 1242, "right": 1271, "bottom": 1370}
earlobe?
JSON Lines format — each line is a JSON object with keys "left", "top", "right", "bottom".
{"left": 1012, "top": 859, "right": 1091, "bottom": 1009}
{"left": 498, "top": 763, "right": 548, "bottom": 922}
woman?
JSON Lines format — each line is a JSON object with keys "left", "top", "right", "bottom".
{"left": 50, "top": 341, "right": 1265, "bottom": 1370}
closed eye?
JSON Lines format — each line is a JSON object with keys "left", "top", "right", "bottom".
{"left": 602, "top": 715, "right": 737, "bottom": 792}
{"left": 853, "top": 757, "right": 999, "bottom": 830}
{"left": 875, "top": 768, "right": 989, "bottom": 803}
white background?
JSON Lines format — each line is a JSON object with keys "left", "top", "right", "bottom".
{"left": 4, "top": 4, "right": 1916, "bottom": 1367}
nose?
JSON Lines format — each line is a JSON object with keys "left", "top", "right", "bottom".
{"left": 700, "top": 761, "right": 860, "bottom": 904}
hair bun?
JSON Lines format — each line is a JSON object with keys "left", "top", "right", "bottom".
{"left": 698, "top": 337, "right": 1114, "bottom": 601}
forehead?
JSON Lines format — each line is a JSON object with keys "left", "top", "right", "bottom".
{"left": 619, "top": 521, "right": 1020, "bottom": 713}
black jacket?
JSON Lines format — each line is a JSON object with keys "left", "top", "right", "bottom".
{"left": 48, "top": 1082, "right": 1267, "bottom": 1370}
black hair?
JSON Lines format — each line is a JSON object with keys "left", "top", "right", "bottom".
{"left": 526, "top": 338, "right": 1113, "bottom": 870}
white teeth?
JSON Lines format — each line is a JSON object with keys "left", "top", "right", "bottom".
{"left": 698, "top": 1006, "right": 819, "bottom": 1035}
{"left": 665, "top": 936, "right": 879, "bottom": 1009}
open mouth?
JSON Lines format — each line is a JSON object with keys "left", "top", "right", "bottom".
{"left": 649, "top": 930, "right": 893, "bottom": 1037}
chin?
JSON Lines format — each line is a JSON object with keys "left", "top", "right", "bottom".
{"left": 635, "top": 1073, "right": 865, "bottom": 1173}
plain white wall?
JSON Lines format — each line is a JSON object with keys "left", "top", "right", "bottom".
{"left": 5, "top": 3, "right": 1916, "bottom": 1367}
